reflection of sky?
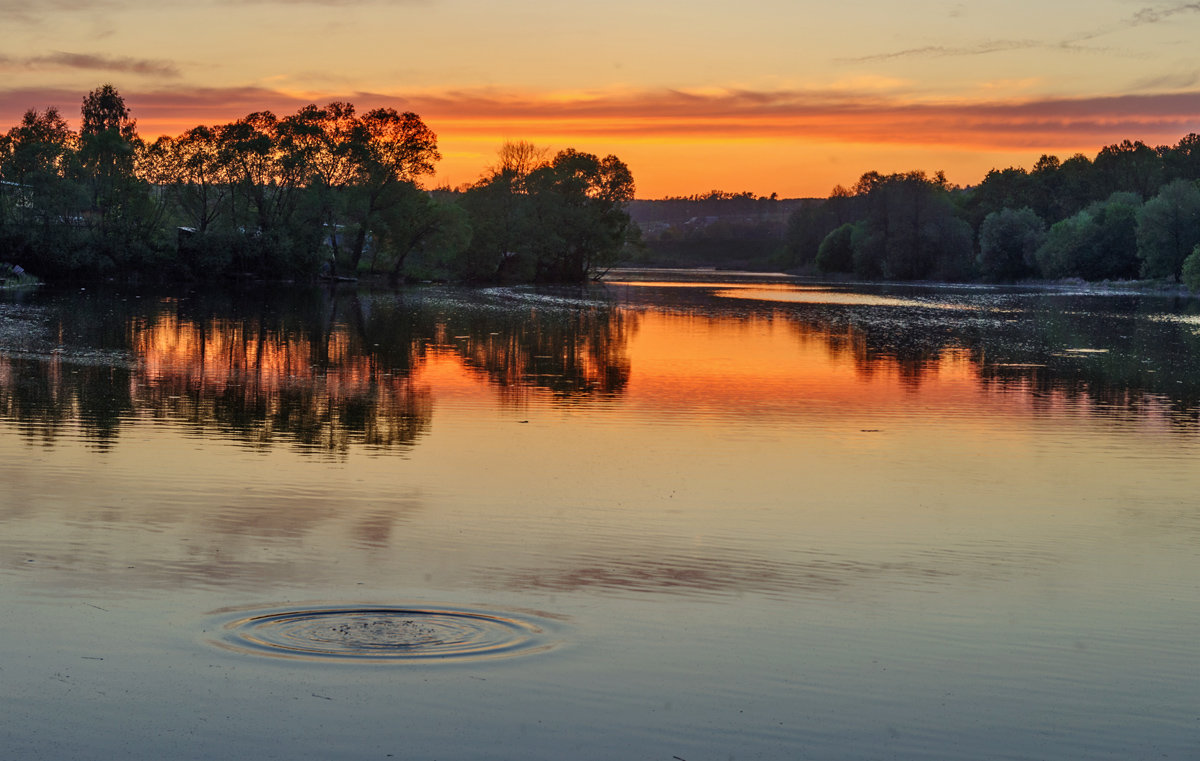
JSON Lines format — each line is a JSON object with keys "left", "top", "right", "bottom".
{"left": 3, "top": 294, "right": 1198, "bottom": 601}
{"left": 4, "top": 285, "right": 1200, "bottom": 761}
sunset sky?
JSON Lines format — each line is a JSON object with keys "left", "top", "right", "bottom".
{"left": 4, "top": 0, "right": 1200, "bottom": 197}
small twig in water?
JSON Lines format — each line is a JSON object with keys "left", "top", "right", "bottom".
{"left": 84, "top": 603, "right": 109, "bottom": 612}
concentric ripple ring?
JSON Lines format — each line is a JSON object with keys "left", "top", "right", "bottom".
{"left": 206, "top": 604, "right": 560, "bottom": 663}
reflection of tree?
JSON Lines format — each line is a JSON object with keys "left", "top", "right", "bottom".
{"left": 0, "top": 355, "right": 134, "bottom": 449}
{"left": 968, "top": 296, "right": 1200, "bottom": 425}
{"left": 775, "top": 289, "right": 1200, "bottom": 425}
{"left": 129, "top": 308, "right": 432, "bottom": 454}
{"left": 0, "top": 284, "right": 637, "bottom": 450}
{"left": 446, "top": 299, "right": 634, "bottom": 403}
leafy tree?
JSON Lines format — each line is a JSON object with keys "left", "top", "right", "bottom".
{"left": 459, "top": 161, "right": 538, "bottom": 281}
{"left": 143, "top": 125, "right": 230, "bottom": 233}
{"left": 1136, "top": 179, "right": 1200, "bottom": 281}
{"left": 1034, "top": 193, "right": 1141, "bottom": 280}
{"left": 219, "top": 112, "right": 292, "bottom": 236}
{"left": 1161, "top": 133, "right": 1200, "bottom": 183}
{"left": 783, "top": 187, "right": 861, "bottom": 269}
{"left": 76, "top": 84, "right": 170, "bottom": 272}
{"left": 344, "top": 107, "right": 440, "bottom": 272}
{"left": 1181, "top": 244, "right": 1200, "bottom": 291}
{"left": 276, "top": 102, "right": 360, "bottom": 263}
{"left": 850, "top": 171, "right": 974, "bottom": 280}
{"left": 2, "top": 107, "right": 76, "bottom": 186}
{"left": 1093, "top": 139, "right": 1162, "bottom": 199}
{"left": 79, "top": 84, "right": 140, "bottom": 211}
{"left": 815, "top": 221, "right": 857, "bottom": 273}
{"left": 525, "top": 149, "right": 636, "bottom": 281}
{"left": 363, "top": 181, "right": 469, "bottom": 281}
{"left": 977, "top": 207, "right": 1045, "bottom": 281}
{"left": 0, "top": 107, "right": 87, "bottom": 273}
{"left": 460, "top": 145, "right": 635, "bottom": 282}
{"left": 963, "top": 167, "right": 1033, "bottom": 230}
{"left": 1033, "top": 153, "right": 1097, "bottom": 221}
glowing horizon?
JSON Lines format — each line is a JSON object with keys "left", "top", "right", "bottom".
{"left": 5, "top": 0, "right": 1200, "bottom": 197}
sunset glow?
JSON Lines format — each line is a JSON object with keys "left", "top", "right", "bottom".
{"left": 5, "top": 0, "right": 1200, "bottom": 196}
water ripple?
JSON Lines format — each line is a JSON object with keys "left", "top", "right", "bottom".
{"left": 206, "top": 603, "right": 561, "bottom": 663}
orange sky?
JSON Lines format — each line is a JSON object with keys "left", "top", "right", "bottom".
{"left": 5, "top": 1, "right": 1200, "bottom": 197}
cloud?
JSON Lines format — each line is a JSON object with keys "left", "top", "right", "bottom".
{"left": 1129, "top": 2, "right": 1200, "bottom": 26}
{"left": 852, "top": 4, "right": 1200, "bottom": 63}
{"left": 842, "top": 39, "right": 1042, "bottom": 63}
{"left": 1064, "top": 2, "right": 1200, "bottom": 44}
{"left": 4, "top": 84, "right": 1200, "bottom": 154}
{"left": 0, "top": 52, "right": 180, "bottom": 77}
{"left": 378, "top": 88, "right": 1200, "bottom": 149}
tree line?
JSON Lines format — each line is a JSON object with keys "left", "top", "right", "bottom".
{"left": 0, "top": 85, "right": 636, "bottom": 283}
{"left": 784, "top": 137, "right": 1200, "bottom": 288}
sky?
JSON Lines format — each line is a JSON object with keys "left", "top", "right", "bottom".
{"left": 3, "top": 0, "right": 1200, "bottom": 197}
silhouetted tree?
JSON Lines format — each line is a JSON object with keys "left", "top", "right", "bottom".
{"left": 851, "top": 171, "right": 973, "bottom": 280}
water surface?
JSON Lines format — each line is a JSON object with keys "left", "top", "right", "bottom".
{"left": 2, "top": 273, "right": 1198, "bottom": 760}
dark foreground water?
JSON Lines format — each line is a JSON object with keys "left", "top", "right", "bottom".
{"left": 1, "top": 271, "right": 1198, "bottom": 760}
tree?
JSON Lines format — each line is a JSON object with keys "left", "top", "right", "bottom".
{"left": 1161, "top": 133, "right": 1200, "bottom": 183}
{"left": 1034, "top": 193, "right": 1141, "bottom": 280}
{"left": 525, "top": 149, "right": 636, "bottom": 281}
{"left": 1094, "top": 139, "right": 1162, "bottom": 199}
{"left": 977, "top": 207, "right": 1045, "bottom": 281}
{"left": 1182, "top": 244, "right": 1200, "bottom": 291}
{"left": 2, "top": 107, "right": 76, "bottom": 185}
{"left": 1136, "top": 179, "right": 1200, "bottom": 281}
{"left": 489, "top": 139, "right": 548, "bottom": 181}
{"left": 963, "top": 167, "right": 1033, "bottom": 230}
{"left": 343, "top": 107, "right": 440, "bottom": 272}
{"left": 784, "top": 187, "right": 862, "bottom": 269}
{"left": 0, "top": 107, "right": 87, "bottom": 273}
{"left": 850, "top": 171, "right": 973, "bottom": 280}
{"left": 145, "top": 125, "right": 230, "bottom": 233}
{"left": 370, "top": 184, "right": 470, "bottom": 281}
{"left": 78, "top": 84, "right": 140, "bottom": 211}
{"left": 815, "top": 222, "right": 857, "bottom": 273}
{"left": 1033, "top": 152, "right": 1096, "bottom": 221}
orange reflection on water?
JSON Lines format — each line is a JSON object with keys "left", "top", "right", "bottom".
{"left": 131, "top": 312, "right": 317, "bottom": 392}
{"left": 621, "top": 310, "right": 984, "bottom": 422}
{"left": 128, "top": 310, "right": 432, "bottom": 452}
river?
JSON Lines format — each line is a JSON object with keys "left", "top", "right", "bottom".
{"left": 1, "top": 271, "right": 1197, "bottom": 760}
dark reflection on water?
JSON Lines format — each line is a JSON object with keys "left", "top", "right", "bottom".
{"left": 3, "top": 279, "right": 1200, "bottom": 452}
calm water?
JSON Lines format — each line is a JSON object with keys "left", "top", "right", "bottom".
{"left": 1, "top": 272, "right": 1198, "bottom": 760}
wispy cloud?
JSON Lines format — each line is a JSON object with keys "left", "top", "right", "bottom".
{"left": 852, "top": 4, "right": 1200, "bottom": 64}
{"left": 843, "top": 39, "right": 1042, "bottom": 63}
{"left": 1129, "top": 2, "right": 1200, "bottom": 27}
{"left": 0, "top": 52, "right": 180, "bottom": 77}
{"left": 0, "top": 0, "right": 114, "bottom": 22}
{"left": 1065, "top": 2, "right": 1200, "bottom": 43}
